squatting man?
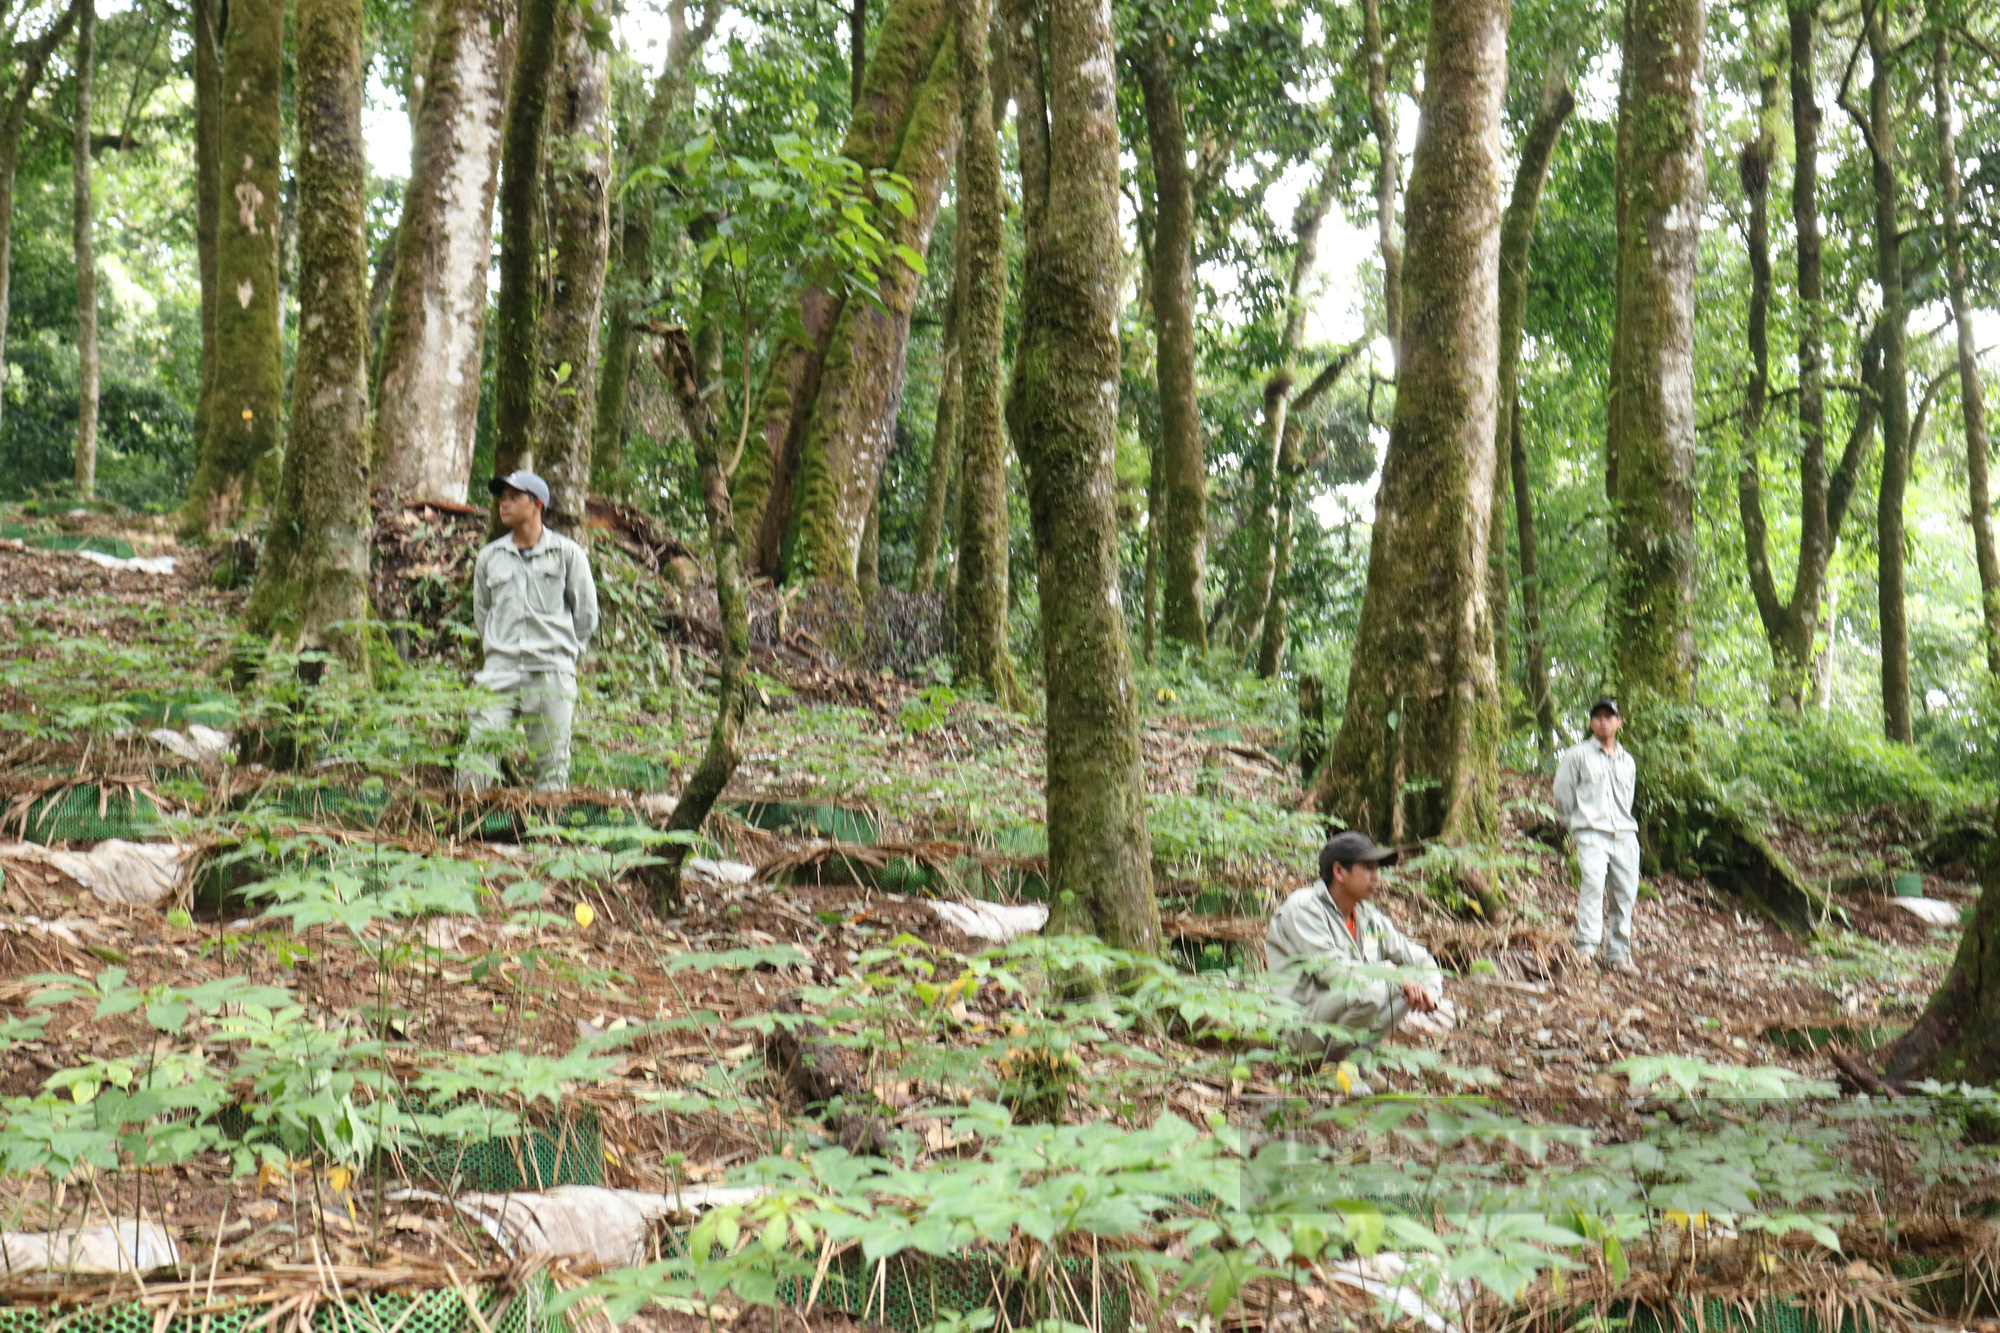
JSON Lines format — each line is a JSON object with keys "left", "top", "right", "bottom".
{"left": 455, "top": 470, "right": 599, "bottom": 793}
{"left": 1264, "top": 830, "right": 1447, "bottom": 1081}
{"left": 1552, "top": 697, "right": 1641, "bottom": 972}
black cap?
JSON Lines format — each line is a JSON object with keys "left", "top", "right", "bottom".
{"left": 1319, "top": 830, "right": 1399, "bottom": 881}
{"left": 1589, "top": 697, "right": 1620, "bottom": 718}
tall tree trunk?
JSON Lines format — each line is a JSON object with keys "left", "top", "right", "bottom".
{"left": 652, "top": 323, "right": 748, "bottom": 915}
{"left": 191, "top": 0, "right": 221, "bottom": 482}
{"left": 534, "top": 13, "right": 612, "bottom": 541}
{"left": 182, "top": 0, "right": 284, "bottom": 537}
{"left": 745, "top": 0, "right": 949, "bottom": 579}
{"left": 1233, "top": 166, "right": 1334, "bottom": 653}
{"left": 1877, "top": 797, "right": 2000, "bottom": 1084}
{"left": 1494, "top": 61, "right": 1571, "bottom": 755}
{"left": 1257, "top": 342, "right": 1364, "bottom": 678}
{"left": 244, "top": 0, "right": 370, "bottom": 658}
{"left": 1002, "top": 0, "right": 1159, "bottom": 953}
{"left": 0, "top": 2, "right": 82, "bottom": 445}
{"left": 1933, "top": 24, "right": 2000, "bottom": 676}
{"left": 783, "top": 0, "right": 959, "bottom": 587}
{"left": 1510, "top": 403, "right": 1555, "bottom": 754}
{"left": 952, "top": 0, "right": 1016, "bottom": 701}
{"left": 1851, "top": 6, "right": 1912, "bottom": 742}
{"left": 851, "top": 0, "right": 869, "bottom": 107}
{"left": 370, "top": 0, "right": 514, "bottom": 506}
{"left": 1362, "top": 0, "right": 1402, "bottom": 359}
{"left": 1606, "top": 0, "right": 1705, "bottom": 709}
{"left": 1311, "top": 0, "right": 1510, "bottom": 843}
{"left": 71, "top": 0, "right": 97, "bottom": 499}
{"left": 911, "top": 268, "right": 960, "bottom": 593}
{"left": 594, "top": 0, "right": 720, "bottom": 494}
{"left": 491, "top": 0, "right": 562, "bottom": 486}
{"left": 1135, "top": 35, "right": 1206, "bottom": 652}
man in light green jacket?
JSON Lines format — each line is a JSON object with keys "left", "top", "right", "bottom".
{"left": 1265, "top": 831, "right": 1444, "bottom": 1064}
{"left": 455, "top": 470, "right": 599, "bottom": 792}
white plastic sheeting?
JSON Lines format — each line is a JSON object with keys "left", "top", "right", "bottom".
{"left": 930, "top": 898, "right": 1048, "bottom": 942}
{"left": 148, "top": 724, "right": 234, "bottom": 764}
{"left": 389, "top": 1184, "right": 766, "bottom": 1267}
{"left": 0, "top": 839, "right": 186, "bottom": 908}
{"left": 0, "top": 1220, "right": 181, "bottom": 1274}
{"left": 1324, "top": 1252, "right": 1466, "bottom": 1333}
{"left": 1891, "top": 897, "right": 1962, "bottom": 927}
{"left": 74, "top": 550, "right": 178, "bottom": 576}
{"left": 686, "top": 857, "right": 757, "bottom": 886}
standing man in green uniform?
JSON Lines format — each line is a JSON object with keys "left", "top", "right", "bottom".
{"left": 1553, "top": 698, "right": 1640, "bottom": 971}
{"left": 1265, "top": 831, "right": 1444, "bottom": 1066}
{"left": 456, "top": 471, "right": 599, "bottom": 792}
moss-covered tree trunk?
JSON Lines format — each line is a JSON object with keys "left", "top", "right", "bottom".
{"left": 191, "top": 0, "right": 221, "bottom": 473}
{"left": 1232, "top": 167, "right": 1334, "bottom": 655}
{"left": 244, "top": 0, "right": 371, "bottom": 658}
{"left": 1257, "top": 342, "right": 1363, "bottom": 679}
{"left": 1362, "top": 0, "right": 1401, "bottom": 358}
{"left": 534, "top": 14, "right": 612, "bottom": 541}
{"left": 490, "top": 0, "right": 561, "bottom": 488}
{"left": 1737, "top": 8, "right": 1827, "bottom": 703}
{"left": 1491, "top": 61, "right": 1570, "bottom": 751}
{"left": 782, "top": 1, "right": 959, "bottom": 587}
{"left": 1839, "top": 9, "right": 1910, "bottom": 741}
{"left": 1311, "top": 0, "right": 1509, "bottom": 845}
{"left": 1605, "top": 0, "right": 1705, "bottom": 708}
{"left": 652, "top": 323, "right": 748, "bottom": 915}
{"left": 1002, "top": 0, "right": 1159, "bottom": 953}
{"left": 951, "top": 0, "right": 1016, "bottom": 702}
{"left": 1135, "top": 36, "right": 1206, "bottom": 652}
{"left": 71, "top": 0, "right": 97, "bottom": 498}
{"left": 183, "top": 0, "right": 284, "bottom": 537}
{"left": 1878, "top": 803, "right": 2000, "bottom": 1084}
{"left": 911, "top": 269, "right": 960, "bottom": 593}
{"left": 594, "top": 0, "right": 719, "bottom": 495}
{"left": 1933, "top": 25, "right": 2000, "bottom": 677}
{"left": 369, "top": 0, "right": 514, "bottom": 505}
{"left": 0, "top": 2, "right": 81, "bottom": 445}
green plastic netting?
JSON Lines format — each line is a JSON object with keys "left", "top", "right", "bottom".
{"left": 1612, "top": 1296, "right": 1883, "bottom": 1333}
{"left": 5, "top": 787, "right": 165, "bottom": 843}
{"left": 0, "top": 1284, "right": 554, "bottom": 1333}
{"left": 390, "top": 1111, "right": 604, "bottom": 1193}
{"left": 768, "top": 1247, "right": 1133, "bottom": 1333}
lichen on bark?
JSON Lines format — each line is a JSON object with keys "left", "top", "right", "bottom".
{"left": 533, "top": 11, "right": 613, "bottom": 541}
{"left": 1606, "top": 0, "right": 1706, "bottom": 711}
{"left": 1135, "top": 35, "right": 1206, "bottom": 652}
{"left": 1311, "top": 0, "right": 1510, "bottom": 845}
{"left": 369, "top": 0, "right": 515, "bottom": 506}
{"left": 950, "top": 0, "right": 1016, "bottom": 703}
{"left": 244, "top": 0, "right": 372, "bottom": 661}
{"left": 1003, "top": 0, "right": 1159, "bottom": 953}
{"left": 182, "top": 0, "right": 284, "bottom": 537}
{"left": 783, "top": 4, "right": 960, "bottom": 586}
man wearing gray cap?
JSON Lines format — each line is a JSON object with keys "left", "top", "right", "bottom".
{"left": 456, "top": 471, "right": 599, "bottom": 792}
{"left": 1265, "top": 830, "right": 1444, "bottom": 1066}
{"left": 1553, "top": 697, "right": 1640, "bottom": 971}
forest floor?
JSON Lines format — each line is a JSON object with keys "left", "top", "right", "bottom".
{"left": 0, "top": 504, "right": 1993, "bottom": 1331}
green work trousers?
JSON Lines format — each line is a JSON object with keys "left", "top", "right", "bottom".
{"left": 1286, "top": 979, "right": 1412, "bottom": 1063}
{"left": 455, "top": 671, "right": 575, "bottom": 793}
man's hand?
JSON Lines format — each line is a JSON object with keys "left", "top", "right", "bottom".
{"left": 1402, "top": 980, "right": 1437, "bottom": 1013}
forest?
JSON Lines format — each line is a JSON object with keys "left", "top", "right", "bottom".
{"left": 0, "top": 0, "right": 1998, "bottom": 1325}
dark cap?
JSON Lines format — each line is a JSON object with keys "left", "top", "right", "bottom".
{"left": 488, "top": 470, "right": 551, "bottom": 507}
{"left": 1589, "top": 697, "right": 1620, "bottom": 718}
{"left": 1319, "top": 830, "right": 1399, "bottom": 881}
